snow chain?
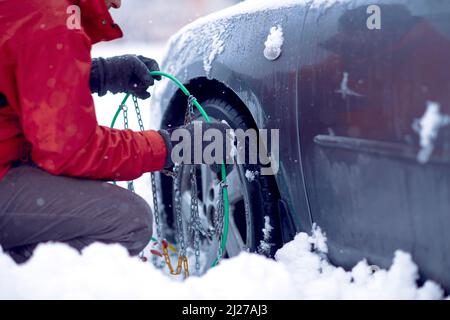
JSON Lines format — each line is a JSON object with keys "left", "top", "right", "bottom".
{"left": 120, "top": 93, "right": 227, "bottom": 277}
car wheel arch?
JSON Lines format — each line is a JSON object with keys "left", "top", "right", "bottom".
{"left": 159, "top": 76, "right": 300, "bottom": 245}
{"left": 161, "top": 77, "right": 268, "bottom": 129}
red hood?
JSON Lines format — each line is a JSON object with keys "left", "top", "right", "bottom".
{"left": 0, "top": 0, "right": 166, "bottom": 182}
{"left": 71, "top": 0, "right": 123, "bottom": 44}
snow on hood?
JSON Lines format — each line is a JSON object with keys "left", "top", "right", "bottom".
{"left": 181, "top": 0, "right": 340, "bottom": 26}
{"left": 152, "top": 0, "right": 345, "bottom": 118}
{"left": 0, "top": 229, "right": 444, "bottom": 299}
{"left": 153, "top": 0, "right": 342, "bottom": 101}
{"left": 165, "top": 0, "right": 339, "bottom": 56}
{"left": 264, "top": 25, "right": 284, "bottom": 61}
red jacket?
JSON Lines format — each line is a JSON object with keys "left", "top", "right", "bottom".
{"left": 0, "top": 0, "right": 167, "bottom": 181}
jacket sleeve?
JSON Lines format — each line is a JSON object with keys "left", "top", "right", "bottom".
{"left": 15, "top": 28, "right": 167, "bottom": 181}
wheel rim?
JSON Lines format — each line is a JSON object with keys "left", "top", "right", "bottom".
{"left": 177, "top": 159, "right": 252, "bottom": 273}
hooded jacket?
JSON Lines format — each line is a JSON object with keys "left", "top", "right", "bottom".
{"left": 0, "top": 0, "right": 167, "bottom": 181}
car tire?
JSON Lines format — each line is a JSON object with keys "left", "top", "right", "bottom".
{"left": 160, "top": 97, "right": 282, "bottom": 264}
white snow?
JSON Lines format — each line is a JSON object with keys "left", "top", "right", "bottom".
{"left": 412, "top": 101, "right": 450, "bottom": 164}
{"left": 258, "top": 216, "right": 274, "bottom": 255}
{"left": 181, "top": 0, "right": 338, "bottom": 26}
{"left": 222, "top": 120, "right": 238, "bottom": 160}
{"left": 204, "top": 33, "right": 225, "bottom": 76}
{"left": 335, "top": 72, "right": 363, "bottom": 99}
{"left": 309, "top": 223, "right": 328, "bottom": 254}
{"left": 0, "top": 228, "right": 444, "bottom": 299}
{"left": 154, "top": 0, "right": 338, "bottom": 94}
{"left": 264, "top": 25, "right": 284, "bottom": 61}
{"left": 245, "top": 170, "right": 258, "bottom": 182}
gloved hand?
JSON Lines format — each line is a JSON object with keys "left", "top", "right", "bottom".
{"left": 90, "top": 55, "right": 162, "bottom": 100}
{"left": 159, "top": 121, "right": 235, "bottom": 174}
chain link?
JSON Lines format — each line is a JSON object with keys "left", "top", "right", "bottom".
{"left": 214, "top": 181, "right": 227, "bottom": 261}
{"left": 151, "top": 171, "right": 164, "bottom": 267}
{"left": 184, "top": 94, "right": 227, "bottom": 271}
{"left": 173, "top": 165, "right": 187, "bottom": 257}
{"left": 122, "top": 104, "right": 129, "bottom": 129}
{"left": 186, "top": 96, "right": 203, "bottom": 275}
{"left": 133, "top": 96, "right": 145, "bottom": 131}
{"left": 161, "top": 240, "right": 189, "bottom": 278}
{"left": 121, "top": 93, "right": 227, "bottom": 276}
{"left": 122, "top": 104, "right": 135, "bottom": 192}
{"left": 126, "top": 181, "right": 135, "bottom": 193}
{"left": 132, "top": 96, "right": 165, "bottom": 267}
{"left": 190, "top": 167, "right": 202, "bottom": 275}
{"left": 185, "top": 95, "right": 195, "bottom": 124}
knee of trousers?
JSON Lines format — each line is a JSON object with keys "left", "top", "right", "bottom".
{"left": 107, "top": 191, "right": 154, "bottom": 255}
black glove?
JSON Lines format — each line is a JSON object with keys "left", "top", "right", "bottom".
{"left": 90, "top": 55, "right": 161, "bottom": 100}
{"left": 159, "top": 122, "right": 235, "bottom": 174}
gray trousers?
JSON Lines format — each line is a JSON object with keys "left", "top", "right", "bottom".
{"left": 0, "top": 164, "right": 153, "bottom": 263}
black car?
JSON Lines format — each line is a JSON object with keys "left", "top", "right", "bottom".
{"left": 151, "top": 0, "right": 450, "bottom": 289}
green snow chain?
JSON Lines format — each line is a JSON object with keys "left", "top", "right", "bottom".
{"left": 110, "top": 71, "right": 230, "bottom": 268}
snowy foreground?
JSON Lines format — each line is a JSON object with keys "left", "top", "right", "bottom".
{"left": 1, "top": 1, "right": 444, "bottom": 299}
{"left": 0, "top": 229, "right": 444, "bottom": 300}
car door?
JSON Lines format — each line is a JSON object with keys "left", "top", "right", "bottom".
{"left": 297, "top": 0, "right": 450, "bottom": 287}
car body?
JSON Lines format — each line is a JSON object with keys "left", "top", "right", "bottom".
{"left": 151, "top": 0, "right": 450, "bottom": 289}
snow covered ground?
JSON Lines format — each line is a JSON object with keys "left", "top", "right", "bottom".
{"left": 0, "top": 226, "right": 444, "bottom": 299}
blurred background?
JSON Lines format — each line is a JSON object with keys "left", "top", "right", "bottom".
{"left": 109, "top": 0, "right": 240, "bottom": 43}
{"left": 94, "top": 0, "right": 241, "bottom": 65}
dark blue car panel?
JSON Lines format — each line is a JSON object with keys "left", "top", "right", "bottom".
{"left": 297, "top": 0, "right": 450, "bottom": 287}
{"left": 154, "top": 0, "right": 450, "bottom": 289}
{"left": 156, "top": 2, "right": 314, "bottom": 235}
